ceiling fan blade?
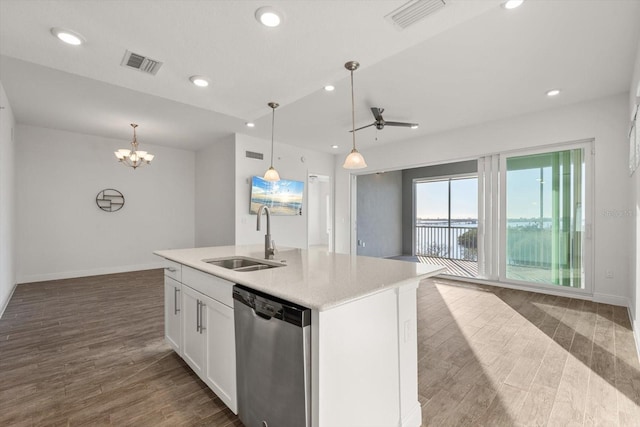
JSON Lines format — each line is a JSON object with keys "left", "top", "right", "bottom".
{"left": 371, "top": 107, "right": 384, "bottom": 122}
{"left": 384, "top": 121, "right": 418, "bottom": 128}
{"left": 348, "top": 122, "right": 376, "bottom": 133}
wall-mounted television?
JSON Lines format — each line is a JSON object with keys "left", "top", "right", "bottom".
{"left": 250, "top": 176, "right": 304, "bottom": 216}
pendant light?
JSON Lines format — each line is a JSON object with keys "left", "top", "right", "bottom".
{"left": 343, "top": 61, "right": 367, "bottom": 169}
{"left": 264, "top": 102, "right": 281, "bottom": 181}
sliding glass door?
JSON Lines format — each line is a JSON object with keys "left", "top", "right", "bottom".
{"left": 414, "top": 175, "right": 478, "bottom": 278}
{"left": 501, "top": 147, "right": 587, "bottom": 288}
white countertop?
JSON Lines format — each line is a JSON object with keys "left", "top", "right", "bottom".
{"left": 154, "top": 245, "right": 445, "bottom": 311}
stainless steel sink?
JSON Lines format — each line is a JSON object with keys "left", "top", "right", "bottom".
{"left": 203, "top": 256, "right": 285, "bottom": 272}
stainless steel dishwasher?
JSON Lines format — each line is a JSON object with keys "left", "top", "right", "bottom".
{"left": 233, "top": 284, "right": 311, "bottom": 427}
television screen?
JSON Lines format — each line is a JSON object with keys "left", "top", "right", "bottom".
{"left": 250, "top": 176, "right": 304, "bottom": 215}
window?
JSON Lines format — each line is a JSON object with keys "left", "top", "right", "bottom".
{"left": 503, "top": 148, "right": 585, "bottom": 288}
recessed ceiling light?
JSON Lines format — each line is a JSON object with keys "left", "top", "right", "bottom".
{"left": 331, "top": 145, "right": 339, "bottom": 149}
{"left": 189, "top": 75, "right": 210, "bottom": 87}
{"left": 324, "top": 85, "right": 335, "bottom": 92}
{"left": 546, "top": 89, "right": 561, "bottom": 97}
{"left": 502, "top": 0, "right": 524, "bottom": 9}
{"left": 411, "top": 124, "right": 419, "bottom": 129}
{"left": 246, "top": 122, "right": 255, "bottom": 128}
{"left": 50, "top": 27, "right": 84, "bottom": 46}
{"left": 255, "top": 6, "right": 283, "bottom": 27}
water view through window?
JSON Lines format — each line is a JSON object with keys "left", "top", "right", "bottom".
{"left": 505, "top": 149, "right": 585, "bottom": 287}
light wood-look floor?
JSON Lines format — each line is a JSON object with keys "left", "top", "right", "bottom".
{"left": 1, "top": 270, "right": 639, "bottom": 426}
{"left": 419, "top": 277, "right": 640, "bottom": 426}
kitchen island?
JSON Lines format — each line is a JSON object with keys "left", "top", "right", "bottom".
{"left": 155, "top": 245, "right": 444, "bottom": 427}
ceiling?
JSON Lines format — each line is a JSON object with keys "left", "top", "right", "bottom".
{"left": 1, "top": 0, "right": 639, "bottom": 154}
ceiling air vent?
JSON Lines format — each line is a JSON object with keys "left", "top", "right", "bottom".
{"left": 385, "top": 0, "right": 446, "bottom": 30}
{"left": 121, "top": 50, "right": 163, "bottom": 75}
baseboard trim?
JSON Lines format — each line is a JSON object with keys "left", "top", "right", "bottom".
{"left": 16, "top": 262, "right": 165, "bottom": 284}
{"left": 592, "top": 293, "right": 630, "bottom": 307}
{"left": 631, "top": 307, "right": 640, "bottom": 364}
{"left": 434, "top": 274, "right": 630, "bottom": 308}
{"left": 437, "top": 275, "right": 597, "bottom": 303}
{"left": 0, "top": 282, "right": 17, "bottom": 319}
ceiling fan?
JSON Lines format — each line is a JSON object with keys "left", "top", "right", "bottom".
{"left": 350, "top": 107, "right": 419, "bottom": 132}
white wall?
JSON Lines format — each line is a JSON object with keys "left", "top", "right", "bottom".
{"left": 234, "top": 134, "right": 334, "bottom": 249}
{"left": 630, "top": 37, "right": 640, "bottom": 353}
{"left": 195, "top": 135, "right": 235, "bottom": 247}
{"left": 308, "top": 176, "right": 331, "bottom": 247}
{"left": 15, "top": 125, "right": 195, "bottom": 283}
{"left": 0, "top": 82, "right": 16, "bottom": 316}
{"left": 336, "top": 94, "right": 631, "bottom": 305}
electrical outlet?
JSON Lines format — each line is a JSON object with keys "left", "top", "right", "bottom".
{"left": 605, "top": 269, "right": 614, "bottom": 279}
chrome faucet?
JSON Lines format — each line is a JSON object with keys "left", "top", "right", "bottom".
{"left": 256, "top": 205, "right": 276, "bottom": 260}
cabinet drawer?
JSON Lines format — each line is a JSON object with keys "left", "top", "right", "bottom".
{"left": 163, "top": 260, "right": 182, "bottom": 282}
{"left": 182, "top": 266, "right": 233, "bottom": 308}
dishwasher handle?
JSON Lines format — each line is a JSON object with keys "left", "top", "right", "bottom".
{"left": 254, "top": 299, "right": 280, "bottom": 320}
{"left": 233, "top": 284, "right": 311, "bottom": 327}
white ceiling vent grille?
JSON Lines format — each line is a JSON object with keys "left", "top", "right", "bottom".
{"left": 121, "top": 50, "right": 163, "bottom": 75}
{"left": 385, "top": 0, "right": 446, "bottom": 30}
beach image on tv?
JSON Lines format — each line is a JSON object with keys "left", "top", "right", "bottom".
{"left": 250, "top": 176, "right": 304, "bottom": 216}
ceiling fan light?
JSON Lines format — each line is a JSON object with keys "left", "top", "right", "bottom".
{"left": 411, "top": 124, "right": 419, "bottom": 129}
{"left": 264, "top": 166, "right": 281, "bottom": 181}
{"left": 343, "top": 149, "right": 367, "bottom": 169}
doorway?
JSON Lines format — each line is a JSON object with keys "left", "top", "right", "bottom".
{"left": 307, "top": 174, "right": 332, "bottom": 251}
{"left": 414, "top": 175, "right": 478, "bottom": 278}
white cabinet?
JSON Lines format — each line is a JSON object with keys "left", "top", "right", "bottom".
{"left": 203, "top": 295, "right": 237, "bottom": 413}
{"left": 164, "top": 263, "right": 237, "bottom": 414}
{"left": 164, "top": 276, "right": 182, "bottom": 354}
{"left": 181, "top": 284, "right": 206, "bottom": 376}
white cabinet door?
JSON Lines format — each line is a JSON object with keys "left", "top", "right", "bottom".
{"left": 164, "top": 276, "right": 182, "bottom": 354}
{"left": 202, "top": 294, "right": 237, "bottom": 413}
{"left": 181, "top": 285, "right": 205, "bottom": 376}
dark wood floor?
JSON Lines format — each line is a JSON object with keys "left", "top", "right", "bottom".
{"left": 0, "top": 270, "right": 240, "bottom": 426}
{"left": 1, "top": 270, "right": 639, "bottom": 426}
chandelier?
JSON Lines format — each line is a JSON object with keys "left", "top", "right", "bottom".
{"left": 114, "top": 123, "right": 154, "bottom": 169}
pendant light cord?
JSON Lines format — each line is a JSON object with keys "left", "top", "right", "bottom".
{"left": 351, "top": 69, "right": 356, "bottom": 150}
{"left": 270, "top": 106, "right": 275, "bottom": 166}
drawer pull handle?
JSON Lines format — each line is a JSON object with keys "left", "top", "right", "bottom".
{"left": 165, "top": 267, "right": 177, "bottom": 272}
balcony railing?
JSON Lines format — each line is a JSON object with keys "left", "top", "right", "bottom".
{"left": 415, "top": 225, "right": 477, "bottom": 261}
{"left": 416, "top": 223, "right": 560, "bottom": 268}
